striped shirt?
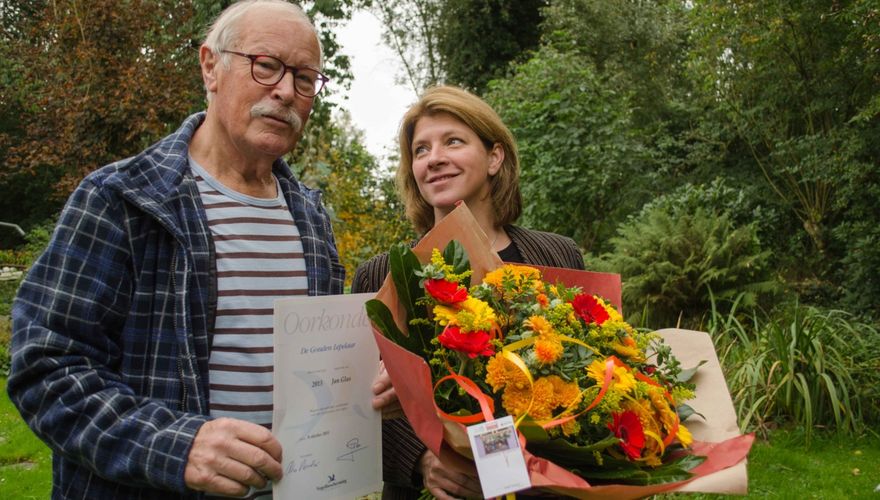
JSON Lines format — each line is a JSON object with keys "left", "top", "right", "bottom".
{"left": 190, "top": 158, "right": 308, "bottom": 429}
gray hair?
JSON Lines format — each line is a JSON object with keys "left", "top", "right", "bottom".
{"left": 202, "top": 0, "right": 323, "bottom": 100}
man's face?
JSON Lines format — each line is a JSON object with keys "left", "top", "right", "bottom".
{"left": 203, "top": 7, "right": 321, "bottom": 161}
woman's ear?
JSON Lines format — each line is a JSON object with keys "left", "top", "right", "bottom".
{"left": 200, "top": 45, "right": 220, "bottom": 95}
{"left": 487, "top": 143, "right": 504, "bottom": 176}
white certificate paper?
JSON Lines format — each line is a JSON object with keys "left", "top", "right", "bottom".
{"left": 273, "top": 293, "right": 381, "bottom": 499}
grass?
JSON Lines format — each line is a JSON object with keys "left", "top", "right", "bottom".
{"left": 0, "top": 378, "right": 52, "bottom": 498}
{"left": 744, "top": 429, "right": 880, "bottom": 498}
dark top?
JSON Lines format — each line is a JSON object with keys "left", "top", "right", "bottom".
{"left": 351, "top": 224, "right": 584, "bottom": 499}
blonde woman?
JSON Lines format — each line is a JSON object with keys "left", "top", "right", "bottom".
{"left": 353, "top": 85, "right": 584, "bottom": 499}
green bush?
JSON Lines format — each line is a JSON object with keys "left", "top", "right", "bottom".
{"left": 594, "top": 195, "right": 777, "bottom": 329}
{"left": 710, "top": 297, "right": 880, "bottom": 444}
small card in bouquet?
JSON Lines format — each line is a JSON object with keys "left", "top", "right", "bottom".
{"left": 467, "top": 416, "right": 531, "bottom": 498}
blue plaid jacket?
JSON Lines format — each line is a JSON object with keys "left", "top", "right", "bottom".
{"left": 7, "top": 112, "right": 345, "bottom": 499}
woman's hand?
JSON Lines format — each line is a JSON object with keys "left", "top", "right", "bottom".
{"left": 418, "top": 450, "right": 482, "bottom": 499}
{"left": 372, "top": 360, "right": 404, "bottom": 419}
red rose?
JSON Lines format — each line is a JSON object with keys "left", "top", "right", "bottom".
{"left": 437, "top": 326, "right": 495, "bottom": 358}
{"left": 608, "top": 410, "right": 646, "bottom": 460}
{"left": 425, "top": 278, "right": 468, "bottom": 304}
{"left": 571, "top": 293, "right": 610, "bottom": 325}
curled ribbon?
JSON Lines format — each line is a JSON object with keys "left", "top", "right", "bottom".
{"left": 433, "top": 372, "right": 495, "bottom": 424}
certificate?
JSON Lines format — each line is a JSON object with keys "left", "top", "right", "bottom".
{"left": 273, "top": 293, "right": 381, "bottom": 499}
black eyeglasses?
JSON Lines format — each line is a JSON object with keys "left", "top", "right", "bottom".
{"left": 221, "top": 50, "right": 329, "bottom": 97}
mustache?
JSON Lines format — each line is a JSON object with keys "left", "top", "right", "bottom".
{"left": 250, "top": 102, "right": 303, "bottom": 133}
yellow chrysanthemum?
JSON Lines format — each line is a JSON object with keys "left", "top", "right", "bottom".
{"left": 501, "top": 386, "right": 532, "bottom": 419}
{"left": 547, "top": 375, "right": 582, "bottom": 409}
{"left": 485, "top": 354, "right": 529, "bottom": 392}
{"left": 677, "top": 424, "right": 693, "bottom": 448}
{"left": 524, "top": 315, "right": 554, "bottom": 337}
{"left": 528, "top": 377, "right": 557, "bottom": 420}
{"left": 482, "top": 264, "right": 544, "bottom": 296}
{"left": 649, "top": 388, "right": 679, "bottom": 435}
{"left": 534, "top": 337, "right": 564, "bottom": 365}
{"left": 611, "top": 337, "right": 643, "bottom": 361}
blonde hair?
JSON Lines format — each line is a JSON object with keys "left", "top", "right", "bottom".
{"left": 397, "top": 85, "right": 522, "bottom": 234}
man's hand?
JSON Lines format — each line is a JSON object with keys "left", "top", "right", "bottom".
{"left": 371, "top": 360, "right": 404, "bottom": 419}
{"left": 184, "top": 418, "right": 283, "bottom": 496}
{"left": 418, "top": 450, "right": 482, "bottom": 499}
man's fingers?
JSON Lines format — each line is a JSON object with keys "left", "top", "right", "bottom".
{"left": 209, "top": 418, "right": 283, "bottom": 478}
{"left": 185, "top": 418, "right": 284, "bottom": 494}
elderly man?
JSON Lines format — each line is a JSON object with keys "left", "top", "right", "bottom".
{"left": 7, "top": 1, "right": 343, "bottom": 498}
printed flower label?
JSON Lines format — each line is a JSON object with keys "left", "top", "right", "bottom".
{"left": 467, "top": 416, "right": 531, "bottom": 498}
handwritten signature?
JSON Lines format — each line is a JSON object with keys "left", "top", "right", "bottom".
{"left": 286, "top": 456, "right": 319, "bottom": 474}
{"left": 336, "top": 437, "right": 368, "bottom": 462}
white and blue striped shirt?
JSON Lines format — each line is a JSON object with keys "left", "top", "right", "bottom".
{"left": 190, "top": 158, "right": 308, "bottom": 429}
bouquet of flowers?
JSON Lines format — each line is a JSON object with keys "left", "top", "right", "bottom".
{"left": 367, "top": 204, "right": 752, "bottom": 498}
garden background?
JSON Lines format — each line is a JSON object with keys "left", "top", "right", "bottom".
{"left": 0, "top": 0, "right": 878, "bottom": 497}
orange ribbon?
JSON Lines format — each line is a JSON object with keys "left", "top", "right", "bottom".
{"left": 433, "top": 372, "right": 496, "bottom": 424}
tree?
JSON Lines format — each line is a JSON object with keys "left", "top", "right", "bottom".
{"left": 367, "top": 0, "right": 445, "bottom": 93}
{"left": 436, "top": 0, "right": 545, "bottom": 93}
{"left": 0, "top": 0, "right": 205, "bottom": 229}
{"left": 0, "top": 0, "right": 360, "bottom": 231}
{"left": 486, "top": 44, "right": 642, "bottom": 252}
{"left": 687, "top": 0, "right": 880, "bottom": 313}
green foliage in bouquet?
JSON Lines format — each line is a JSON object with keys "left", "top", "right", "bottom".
{"left": 367, "top": 241, "right": 706, "bottom": 485}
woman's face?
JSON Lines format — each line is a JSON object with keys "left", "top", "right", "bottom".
{"left": 410, "top": 112, "right": 503, "bottom": 222}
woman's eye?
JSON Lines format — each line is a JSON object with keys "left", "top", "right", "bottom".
{"left": 414, "top": 145, "right": 427, "bottom": 156}
{"left": 448, "top": 138, "right": 463, "bottom": 145}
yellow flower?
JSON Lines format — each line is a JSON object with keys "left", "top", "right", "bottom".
{"left": 560, "top": 419, "right": 581, "bottom": 437}
{"left": 597, "top": 296, "right": 623, "bottom": 322}
{"left": 432, "top": 304, "right": 459, "bottom": 327}
{"left": 677, "top": 424, "right": 693, "bottom": 448}
{"left": 649, "top": 388, "right": 679, "bottom": 437}
{"left": 529, "top": 377, "right": 557, "bottom": 420}
{"left": 483, "top": 264, "right": 544, "bottom": 296}
{"left": 486, "top": 354, "right": 529, "bottom": 392}
{"left": 534, "top": 337, "right": 564, "bottom": 364}
{"left": 586, "top": 359, "right": 636, "bottom": 394}
{"left": 611, "top": 336, "right": 643, "bottom": 361}
{"left": 586, "top": 359, "right": 607, "bottom": 385}
{"left": 524, "top": 315, "right": 554, "bottom": 337}
{"left": 455, "top": 297, "right": 496, "bottom": 332}
{"left": 547, "top": 375, "right": 582, "bottom": 409}
{"left": 501, "top": 386, "right": 533, "bottom": 419}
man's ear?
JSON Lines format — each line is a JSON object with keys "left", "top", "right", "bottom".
{"left": 200, "top": 45, "right": 220, "bottom": 95}
{"left": 487, "top": 143, "right": 504, "bottom": 176}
